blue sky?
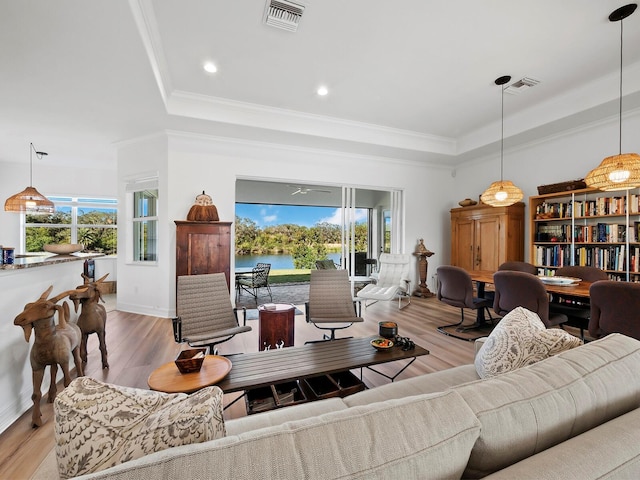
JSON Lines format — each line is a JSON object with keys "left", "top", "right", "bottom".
{"left": 235, "top": 203, "right": 367, "bottom": 227}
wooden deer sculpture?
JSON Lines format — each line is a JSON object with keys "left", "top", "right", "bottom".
{"left": 14, "top": 286, "right": 85, "bottom": 427}
{"left": 70, "top": 273, "right": 109, "bottom": 369}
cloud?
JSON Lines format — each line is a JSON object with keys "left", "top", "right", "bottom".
{"left": 319, "top": 208, "right": 367, "bottom": 225}
{"left": 263, "top": 214, "right": 277, "bottom": 223}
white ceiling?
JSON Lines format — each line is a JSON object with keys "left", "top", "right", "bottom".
{"left": 1, "top": 0, "right": 640, "bottom": 170}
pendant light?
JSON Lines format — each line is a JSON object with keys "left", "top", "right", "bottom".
{"left": 4, "top": 143, "right": 55, "bottom": 214}
{"left": 585, "top": 3, "right": 640, "bottom": 191}
{"left": 480, "top": 75, "right": 524, "bottom": 207}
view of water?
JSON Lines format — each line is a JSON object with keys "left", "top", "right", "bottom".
{"left": 235, "top": 252, "right": 341, "bottom": 270}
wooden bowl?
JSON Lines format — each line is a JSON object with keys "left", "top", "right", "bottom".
{"left": 175, "top": 348, "right": 207, "bottom": 373}
{"left": 43, "top": 243, "right": 84, "bottom": 255}
{"left": 458, "top": 198, "right": 478, "bottom": 207}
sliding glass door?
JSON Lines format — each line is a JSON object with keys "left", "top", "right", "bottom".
{"left": 234, "top": 179, "right": 404, "bottom": 275}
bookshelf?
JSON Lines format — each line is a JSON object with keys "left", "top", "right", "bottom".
{"left": 529, "top": 188, "right": 640, "bottom": 281}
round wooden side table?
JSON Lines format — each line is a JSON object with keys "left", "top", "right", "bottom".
{"left": 148, "top": 355, "right": 232, "bottom": 393}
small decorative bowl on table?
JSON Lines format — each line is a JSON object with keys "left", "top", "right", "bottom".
{"left": 175, "top": 347, "right": 208, "bottom": 374}
{"left": 371, "top": 337, "right": 394, "bottom": 351}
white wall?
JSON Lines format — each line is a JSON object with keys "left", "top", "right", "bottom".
{"left": 114, "top": 132, "right": 455, "bottom": 318}
{"left": 115, "top": 134, "right": 171, "bottom": 316}
{"left": 452, "top": 110, "right": 640, "bottom": 262}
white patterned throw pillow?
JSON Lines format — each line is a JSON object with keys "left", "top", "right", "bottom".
{"left": 475, "top": 306, "right": 583, "bottom": 378}
{"left": 54, "top": 377, "right": 225, "bottom": 479}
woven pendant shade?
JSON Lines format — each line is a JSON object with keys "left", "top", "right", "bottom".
{"left": 480, "top": 180, "right": 523, "bottom": 207}
{"left": 586, "top": 4, "right": 640, "bottom": 192}
{"left": 480, "top": 75, "right": 523, "bottom": 207}
{"left": 4, "top": 142, "right": 54, "bottom": 214}
{"left": 585, "top": 153, "right": 640, "bottom": 191}
{"left": 4, "top": 186, "right": 55, "bottom": 214}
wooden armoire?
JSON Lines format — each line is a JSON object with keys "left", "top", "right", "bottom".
{"left": 175, "top": 221, "right": 232, "bottom": 289}
{"left": 450, "top": 203, "right": 525, "bottom": 272}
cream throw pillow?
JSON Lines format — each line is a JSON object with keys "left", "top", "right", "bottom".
{"left": 475, "top": 306, "right": 582, "bottom": 378}
{"left": 54, "top": 377, "right": 225, "bottom": 479}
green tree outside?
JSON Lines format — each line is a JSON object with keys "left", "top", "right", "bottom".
{"left": 234, "top": 215, "right": 367, "bottom": 268}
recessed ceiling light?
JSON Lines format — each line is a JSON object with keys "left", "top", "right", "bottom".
{"left": 203, "top": 62, "right": 217, "bottom": 73}
{"left": 317, "top": 86, "right": 328, "bottom": 96}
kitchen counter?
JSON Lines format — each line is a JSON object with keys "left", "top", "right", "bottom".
{"left": 0, "top": 252, "right": 103, "bottom": 271}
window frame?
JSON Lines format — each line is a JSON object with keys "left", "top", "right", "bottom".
{"left": 23, "top": 196, "right": 118, "bottom": 254}
{"left": 125, "top": 174, "right": 159, "bottom": 265}
{"left": 131, "top": 189, "right": 159, "bottom": 263}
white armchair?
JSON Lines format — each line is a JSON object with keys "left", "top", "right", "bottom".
{"left": 356, "top": 253, "right": 412, "bottom": 309}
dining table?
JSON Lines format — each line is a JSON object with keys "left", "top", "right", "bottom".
{"left": 465, "top": 269, "right": 593, "bottom": 327}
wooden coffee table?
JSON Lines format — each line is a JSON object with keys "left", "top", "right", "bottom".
{"left": 148, "top": 355, "right": 233, "bottom": 393}
{"left": 217, "top": 336, "right": 429, "bottom": 397}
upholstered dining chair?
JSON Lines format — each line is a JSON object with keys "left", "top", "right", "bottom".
{"left": 493, "top": 271, "right": 567, "bottom": 328}
{"left": 498, "top": 261, "right": 538, "bottom": 274}
{"left": 480, "top": 261, "right": 539, "bottom": 302}
{"left": 589, "top": 281, "right": 640, "bottom": 341}
{"left": 435, "top": 265, "right": 494, "bottom": 341}
{"left": 174, "top": 273, "right": 251, "bottom": 354}
{"left": 306, "top": 269, "right": 364, "bottom": 342}
{"left": 550, "top": 266, "right": 609, "bottom": 340}
{"left": 356, "top": 253, "right": 412, "bottom": 309}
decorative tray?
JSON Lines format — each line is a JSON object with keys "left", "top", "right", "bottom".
{"left": 538, "top": 276, "right": 581, "bottom": 286}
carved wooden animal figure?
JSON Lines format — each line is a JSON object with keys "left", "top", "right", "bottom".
{"left": 14, "top": 286, "right": 85, "bottom": 427}
{"left": 70, "top": 273, "right": 109, "bottom": 369}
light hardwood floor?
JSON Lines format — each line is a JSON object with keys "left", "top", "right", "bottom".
{"left": 0, "top": 294, "right": 583, "bottom": 479}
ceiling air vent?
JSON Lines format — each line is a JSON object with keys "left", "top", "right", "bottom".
{"left": 504, "top": 77, "right": 541, "bottom": 95}
{"left": 263, "top": 0, "right": 305, "bottom": 32}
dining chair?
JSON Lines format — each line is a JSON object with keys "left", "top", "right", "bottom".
{"left": 498, "top": 261, "right": 538, "bottom": 274}
{"left": 493, "top": 271, "right": 568, "bottom": 328}
{"left": 589, "top": 281, "right": 640, "bottom": 340}
{"left": 549, "top": 266, "right": 608, "bottom": 340}
{"left": 435, "top": 265, "right": 494, "bottom": 341}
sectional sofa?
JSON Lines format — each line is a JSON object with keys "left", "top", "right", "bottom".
{"left": 34, "top": 330, "right": 640, "bottom": 479}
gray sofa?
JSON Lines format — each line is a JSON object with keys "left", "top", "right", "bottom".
{"left": 41, "top": 333, "right": 640, "bottom": 479}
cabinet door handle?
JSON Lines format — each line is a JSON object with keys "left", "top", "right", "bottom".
{"left": 476, "top": 246, "right": 481, "bottom": 266}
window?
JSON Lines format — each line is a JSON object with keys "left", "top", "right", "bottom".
{"left": 132, "top": 189, "right": 158, "bottom": 262}
{"left": 25, "top": 197, "right": 117, "bottom": 254}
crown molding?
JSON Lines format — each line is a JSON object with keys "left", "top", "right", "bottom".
{"left": 166, "top": 90, "right": 457, "bottom": 156}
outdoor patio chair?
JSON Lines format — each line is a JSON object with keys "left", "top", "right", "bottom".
{"left": 315, "top": 259, "right": 338, "bottom": 269}
{"left": 356, "top": 253, "right": 412, "bottom": 309}
{"left": 173, "top": 273, "right": 251, "bottom": 354}
{"left": 306, "top": 269, "right": 364, "bottom": 342}
{"left": 236, "top": 262, "right": 272, "bottom": 304}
